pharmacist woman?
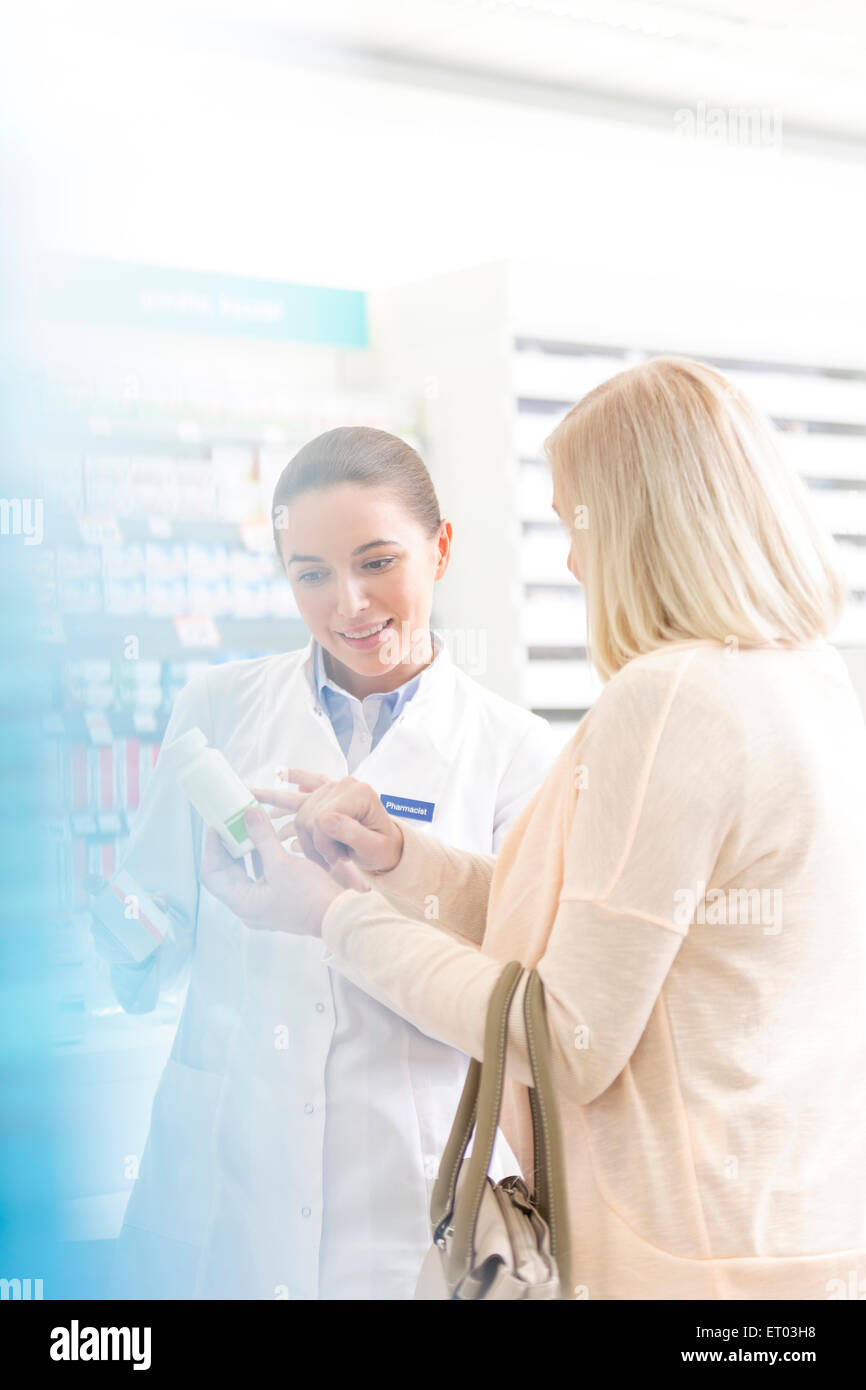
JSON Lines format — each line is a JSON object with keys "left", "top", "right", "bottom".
{"left": 105, "top": 426, "right": 558, "bottom": 1301}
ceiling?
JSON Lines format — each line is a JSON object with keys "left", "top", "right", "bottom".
{"left": 57, "top": 0, "right": 866, "bottom": 148}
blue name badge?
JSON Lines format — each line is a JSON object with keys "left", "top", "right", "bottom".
{"left": 380, "top": 794, "right": 435, "bottom": 823}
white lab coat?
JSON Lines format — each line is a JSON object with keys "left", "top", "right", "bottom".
{"left": 109, "top": 635, "right": 559, "bottom": 1300}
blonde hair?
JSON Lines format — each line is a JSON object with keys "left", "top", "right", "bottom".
{"left": 544, "top": 356, "right": 845, "bottom": 682}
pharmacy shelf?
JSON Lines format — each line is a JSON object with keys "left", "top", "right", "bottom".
{"left": 44, "top": 512, "right": 283, "bottom": 552}
{"left": 43, "top": 710, "right": 170, "bottom": 741}
{"left": 51, "top": 614, "right": 309, "bottom": 661}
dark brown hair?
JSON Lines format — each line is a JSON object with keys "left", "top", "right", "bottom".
{"left": 271, "top": 426, "right": 442, "bottom": 550}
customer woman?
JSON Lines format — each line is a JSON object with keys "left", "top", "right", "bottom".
{"left": 202, "top": 359, "right": 866, "bottom": 1299}
{"left": 106, "top": 426, "right": 558, "bottom": 1301}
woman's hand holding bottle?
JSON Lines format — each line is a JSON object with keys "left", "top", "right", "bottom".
{"left": 200, "top": 770, "right": 404, "bottom": 935}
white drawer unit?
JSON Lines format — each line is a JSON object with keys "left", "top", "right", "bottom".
{"left": 524, "top": 658, "right": 600, "bottom": 712}
{"left": 519, "top": 523, "right": 571, "bottom": 584}
{"left": 511, "top": 348, "right": 632, "bottom": 406}
{"left": 725, "top": 370, "right": 866, "bottom": 428}
{"left": 521, "top": 587, "right": 587, "bottom": 648}
{"left": 780, "top": 431, "right": 866, "bottom": 484}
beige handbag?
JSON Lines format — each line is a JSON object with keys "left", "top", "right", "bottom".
{"left": 414, "top": 961, "right": 572, "bottom": 1300}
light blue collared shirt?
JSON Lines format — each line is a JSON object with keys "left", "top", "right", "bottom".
{"left": 311, "top": 632, "right": 439, "bottom": 771}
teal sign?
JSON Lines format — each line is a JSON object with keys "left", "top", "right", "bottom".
{"left": 43, "top": 256, "right": 368, "bottom": 347}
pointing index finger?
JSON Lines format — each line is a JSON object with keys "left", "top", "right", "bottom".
{"left": 276, "top": 767, "right": 332, "bottom": 792}
{"left": 250, "top": 786, "right": 306, "bottom": 811}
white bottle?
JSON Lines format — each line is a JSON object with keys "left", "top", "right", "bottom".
{"left": 162, "top": 727, "right": 258, "bottom": 858}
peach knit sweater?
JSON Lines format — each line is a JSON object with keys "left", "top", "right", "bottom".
{"left": 321, "top": 640, "right": 866, "bottom": 1299}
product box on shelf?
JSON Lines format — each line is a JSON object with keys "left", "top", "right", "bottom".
{"left": 103, "top": 543, "right": 146, "bottom": 616}
{"left": 84, "top": 456, "right": 136, "bottom": 515}
{"left": 188, "top": 542, "right": 231, "bottom": 615}
{"left": 129, "top": 457, "right": 179, "bottom": 517}
{"left": 145, "top": 542, "right": 189, "bottom": 616}
{"left": 58, "top": 547, "right": 103, "bottom": 614}
{"left": 176, "top": 458, "right": 219, "bottom": 520}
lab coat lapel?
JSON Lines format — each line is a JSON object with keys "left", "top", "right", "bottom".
{"left": 259, "top": 639, "right": 348, "bottom": 777}
{"left": 351, "top": 638, "right": 460, "bottom": 832}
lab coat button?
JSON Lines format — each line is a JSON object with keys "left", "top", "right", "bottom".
{"left": 304, "top": 1103, "right": 314, "bottom": 1115}
{"left": 315, "top": 1002, "right": 325, "bottom": 1013}
{"left": 301, "top": 1206, "right": 311, "bottom": 1218}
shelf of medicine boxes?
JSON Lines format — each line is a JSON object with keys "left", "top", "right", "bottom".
{"left": 512, "top": 342, "right": 866, "bottom": 732}
{"left": 48, "top": 612, "right": 310, "bottom": 661}
{"left": 40, "top": 508, "right": 311, "bottom": 922}
{"left": 43, "top": 617, "right": 311, "bottom": 1058}
{"left": 43, "top": 607, "right": 309, "bottom": 859}
{"left": 38, "top": 495, "right": 312, "bottom": 655}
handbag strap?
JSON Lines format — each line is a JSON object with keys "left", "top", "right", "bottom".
{"left": 429, "top": 961, "right": 523, "bottom": 1239}
{"left": 522, "top": 970, "right": 571, "bottom": 1291}
{"left": 429, "top": 961, "right": 572, "bottom": 1295}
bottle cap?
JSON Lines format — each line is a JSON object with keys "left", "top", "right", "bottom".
{"left": 161, "top": 726, "right": 208, "bottom": 770}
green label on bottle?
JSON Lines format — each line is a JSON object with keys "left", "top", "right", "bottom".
{"left": 225, "top": 800, "right": 257, "bottom": 844}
